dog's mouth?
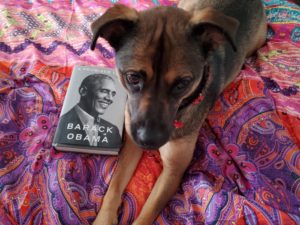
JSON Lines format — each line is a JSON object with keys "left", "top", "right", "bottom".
{"left": 140, "top": 145, "right": 159, "bottom": 150}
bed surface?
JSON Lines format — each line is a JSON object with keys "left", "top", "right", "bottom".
{"left": 0, "top": 0, "right": 299, "bottom": 224}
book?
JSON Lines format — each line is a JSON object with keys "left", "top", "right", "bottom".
{"left": 52, "top": 65, "right": 127, "bottom": 155}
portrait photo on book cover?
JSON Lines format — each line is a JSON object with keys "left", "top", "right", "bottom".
{"left": 55, "top": 71, "right": 125, "bottom": 148}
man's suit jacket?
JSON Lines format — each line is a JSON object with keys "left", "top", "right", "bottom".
{"left": 54, "top": 106, "right": 122, "bottom": 148}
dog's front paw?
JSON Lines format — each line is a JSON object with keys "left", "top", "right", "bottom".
{"left": 92, "top": 210, "right": 118, "bottom": 225}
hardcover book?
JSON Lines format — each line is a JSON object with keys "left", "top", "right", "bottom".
{"left": 52, "top": 65, "right": 127, "bottom": 155}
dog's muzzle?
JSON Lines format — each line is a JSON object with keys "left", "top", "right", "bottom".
{"left": 132, "top": 121, "right": 170, "bottom": 150}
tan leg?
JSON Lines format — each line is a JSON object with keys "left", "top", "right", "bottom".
{"left": 93, "top": 131, "right": 143, "bottom": 225}
{"left": 132, "top": 133, "right": 198, "bottom": 225}
{"left": 93, "top": 108, "right": 143, "bottom": 225}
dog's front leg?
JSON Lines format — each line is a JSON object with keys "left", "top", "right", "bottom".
{"left": 93, "top": 131, "right": 143, "bottom": 225}
{"left": 133, "top": 133, "right": 198, "bottom": 225}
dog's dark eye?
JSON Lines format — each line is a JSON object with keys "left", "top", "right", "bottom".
{"left": 172, "top": 77, "right": 193, "bottom": 94}
{"left": 124, "top": 71, "right": 145, "bottom": 93}
{"left": 126, "top": 72, "right": 142, "bottom": 85}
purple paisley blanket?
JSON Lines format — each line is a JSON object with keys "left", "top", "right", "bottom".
{"left": 0, "top": 0, "right": 299, "bottom": 224}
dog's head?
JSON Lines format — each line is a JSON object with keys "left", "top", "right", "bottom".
{"left": 91, "top": 4, "right": 239, "bottom": 149}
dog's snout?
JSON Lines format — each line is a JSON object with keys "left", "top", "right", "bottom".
{"left": 133, "top": 122, "right": 170, "bottom": 150}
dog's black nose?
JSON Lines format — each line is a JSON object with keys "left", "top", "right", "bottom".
{"left": 133, "top": 123, "right": 170, "bottom": 150}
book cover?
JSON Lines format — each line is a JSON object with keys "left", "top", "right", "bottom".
{"left": 52, "top": 65, "right": 127, "bottom": 155}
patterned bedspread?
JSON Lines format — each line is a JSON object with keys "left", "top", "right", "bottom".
{"left": 0, "top": 0, "right": 299, "bottom": 224}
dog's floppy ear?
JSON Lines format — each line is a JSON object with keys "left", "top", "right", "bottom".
{"left": 189, "top": 7, "right": 239, "bottom": 53}
{"left": 90, "top": 4, "right": 139, "bottom": 51}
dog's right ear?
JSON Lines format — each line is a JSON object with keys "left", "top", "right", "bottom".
{"left": 90, "top": 4, "right": 139, "bottom": 51}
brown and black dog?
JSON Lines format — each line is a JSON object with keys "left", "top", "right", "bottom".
{"left": 90, "top": 0, "right": 267, "bottom": 224}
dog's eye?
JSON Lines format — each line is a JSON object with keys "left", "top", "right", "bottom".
{"left": 124, "top": 71, "right": 145, "bottom": 93}
{"left": 125, "top": 72, "right": 143, "bottom": 85}
{"left": 172, "top": 77, "right": 193, "bottom": 94}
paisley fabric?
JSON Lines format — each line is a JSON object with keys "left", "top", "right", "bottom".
{"left": 0, "top": 0, "right": 299, "bottom": 224}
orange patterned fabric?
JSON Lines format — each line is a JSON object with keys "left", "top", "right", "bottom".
{"left": 0, "top": 0, "right": 299, "bottom": 224}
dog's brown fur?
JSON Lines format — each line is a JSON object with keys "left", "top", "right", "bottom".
{"left": 90, "top": 1, "right": 267, "bottom": 224}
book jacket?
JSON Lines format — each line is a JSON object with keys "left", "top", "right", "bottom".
{"left": 52, "top": 65, "right": 127, "bottom": 155}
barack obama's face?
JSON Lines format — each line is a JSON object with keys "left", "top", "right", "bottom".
{"left": 79, "top": 75, "right": 116, "bottom": 117}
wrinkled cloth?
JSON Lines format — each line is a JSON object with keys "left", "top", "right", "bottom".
{"left": 0, "top": 0, "right": 299, "bottom": 224}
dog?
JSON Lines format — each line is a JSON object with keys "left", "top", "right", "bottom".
{"left": 90, "top": 0, "right": 267, "bottom": 224}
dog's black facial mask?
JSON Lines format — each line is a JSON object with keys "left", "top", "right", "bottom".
{"left": 91, "top": 4, "right": 239, "bottom": 149}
